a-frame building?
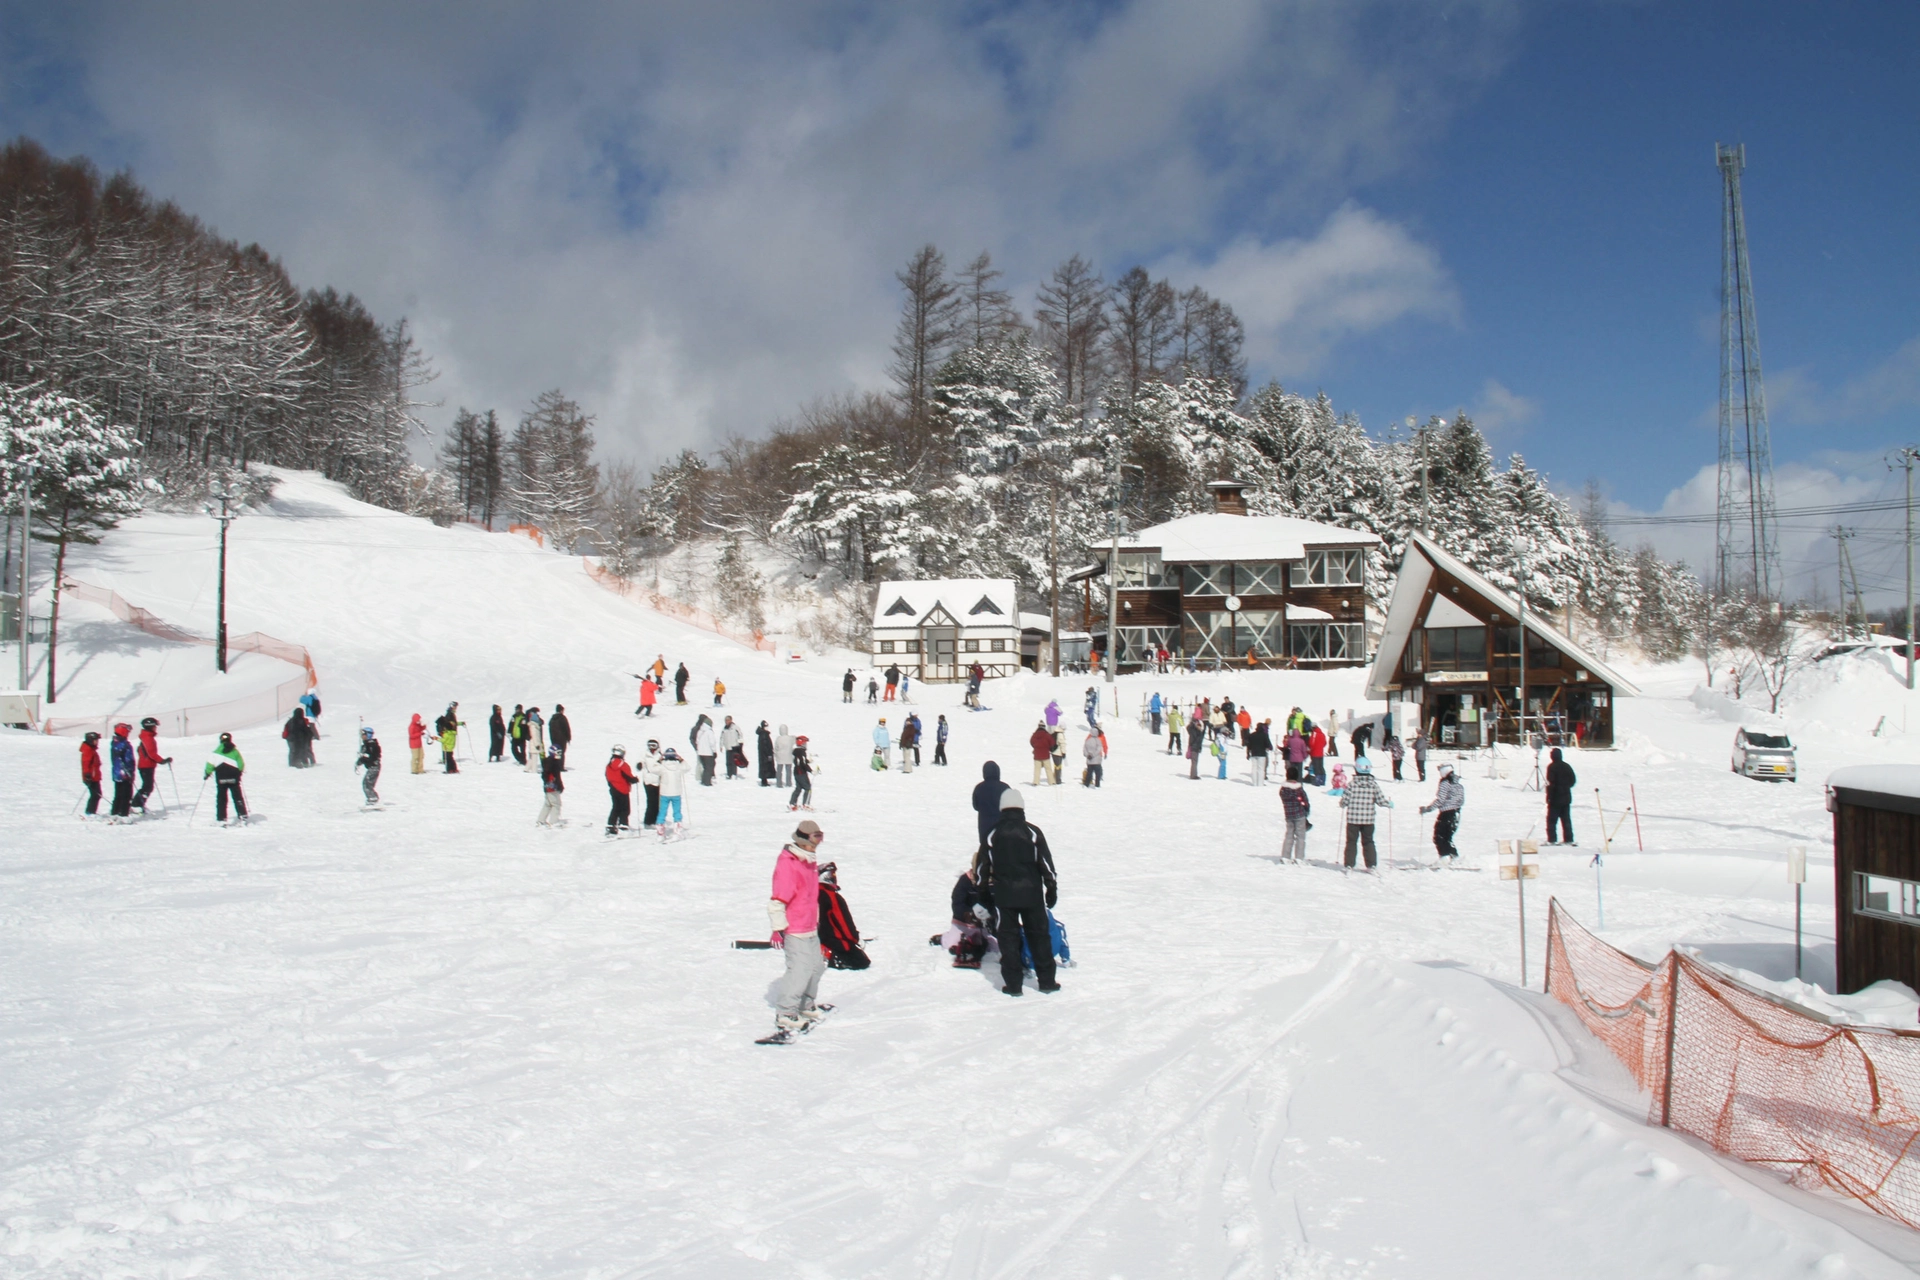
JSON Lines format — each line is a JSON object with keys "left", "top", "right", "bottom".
{"left": 1365, "top": 533, "right": 1639, "bottom": 748}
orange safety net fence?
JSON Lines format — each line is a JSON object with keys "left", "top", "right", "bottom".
{"left": 583, "top": 561, "right": 775, "bottom": 654}
{"left": 40, "top": 579, "right": 318, "bottom": 739}
{"left": 1546, "top": 898, "right": 1920, "bottom": 1227}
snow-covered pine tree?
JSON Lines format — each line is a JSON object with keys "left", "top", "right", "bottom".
{"left": 509, "top": 390, "right": 600, "bottom": 551}
{"left": 0, "top": 385, "right": 155, "bottom": 702}
{"left": 714, "top": 533, "right": 768, "bottom": 634}
{"left": 772, "top": 444, "right": 918, "bottom": 582}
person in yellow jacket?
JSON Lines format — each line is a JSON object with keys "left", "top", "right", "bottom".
{"left": 713, "top": 677, "right": 726, "bottom": 707}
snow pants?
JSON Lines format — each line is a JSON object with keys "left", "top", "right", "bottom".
{"left": 607, "top": 787, "right": 631, "bottom": 833}
{"left": 412, "top": 746, "right": 425, "bottom": 773}
{"left": 934, "top": 742, "right": 947, "bottom": 766}
{"left": 776, "top": 931, "right": 825, "bottom": 1019}
{"left": 900, "top": 748, "right": 913, "bottom": 774}
{"left": 135, "top": 766, "right": 157, "bottom": 809}
{"left": 698, "top": 754, "right": 717, "bottom": 786}
{"left": 490, "top": 730, "right": 505, "bottom": 762}
{"left": 537, "top": 793, "right": 562, "bottom": 826}
{"left": 995, "top": 902, "right": 1055, "bottom": 993}
{"left": 1281, "top": 816, "right": 1308, "bottom": 862}
{"left": 215, "top": 780, "right": 247, "bottom": 822}
{"left": 777, "top": 762, "right": 793, "bottom": 788}
{"left": 1082, "top": 762, "right": 1102, "bottom": 787}
{"left": 1546, "top": 799, "right": 1574, "bottom": 844}
{"left": 111, "top": 778, "right": 134, "bottom": 817}
{"left": 1151, "top": 712, "right": 1161, "bottom": 736}
{"left": 1432, "top": 809, "right": 1459, "bottom": 860}
{"left": 510, "top": 739, "right": 526, "bottom": 765}
{"left": 658, "top": 795, "right": 683, "bottom": 823}
{"left": 789, "top": 778, "right": 811, "bottom": 808}
{"left": 1249, "top": 756, "right": 1268, "bottom": 786}
{"left": 1032, "top": 759, "right": 1048, "bottom": 786}
{"left": 1310, "top": 756, "right": 1325, "bottom": 786}
{"left": 1343, "top": 821, "right": 1378, "bottom": 870}
{"left": 361, "top": 763, "right": 380, "bottom": 804}
{"left": 642, "top": 783, "right": 660, "bottom": 826}
{"left": 84, "top": 779, "right": 102, "bottom": 815}
{"left": 1188, "top": 749, "right": 1200, "bottom": 779}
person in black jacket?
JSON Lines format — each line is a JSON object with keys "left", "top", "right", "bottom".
{"left": 489, "top": 705, "right": 507, "bottom": 762}
{"left": 283, "top": 708, "right": 316, "bottom": 768}
{"left": 1545, "top": 747, "right": 1577, "bottom": 845}
{"left": 972, "top": 760, "right": 1009, "bottom": 848}
{"left": 354, "top": 727, "right": 382, "bottom": 804}
{"left": 548, "top": 705, "right": 572, "bottom": 769}
{"left": 756, "top": 721, "right": 777, "bottom": 786}
{"left": 978, "top": 789, "right": 1060, "bottom": 996}
{"left": 673, "top": 663, "right": 690, "bottom": 705}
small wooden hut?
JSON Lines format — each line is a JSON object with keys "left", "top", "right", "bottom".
{"left": 1829, "top": 765, "right": 1920, "bottom": 994}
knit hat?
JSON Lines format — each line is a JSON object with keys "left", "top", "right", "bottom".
{"left": 1000, "top": 788, "right": 1025, "bottom": 810}
{"left": 817, "top": 861, "right": 838, "bottom": 886}
{"left": 1354, "top": 757, "right": 1372, "bottom": 774}
{"left": 795, "top": 819, "right": 823, "bottom": 839}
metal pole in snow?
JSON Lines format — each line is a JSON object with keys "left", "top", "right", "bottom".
{"left": 1788, "top": 845, "right": 1807, "bottom": 980}
{"left": 1630, "top": 783, "right": 1644, "bottom": 851}
{"left": 18, "top": 462, "right": 31, "bottom": 691}
{"left": 1593, "top": 788, "right": 1609, "bottom": 930}
{"left": 1518, "top": 842, "right": 1528, "bottom": 987}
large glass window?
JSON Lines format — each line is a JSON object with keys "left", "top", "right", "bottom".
{"left": 1494, "top": 626, "right": 1560, "bottom": 668}
{"left": 1290, "top": 547, "right": 1365, "bottom": 587}
{"left": 1114, "top": 551, "right": 1166, "bottom": 588}
{"left": 1236, "top": 610, "right": 1284, "bottom": 656}
{"left": 1186, "top": 611, "right": 1233, "bottom": 660}
{"left": 1117, "top": 626, "right": 1178, "bottom": 664}
{"left": 1327, "top": 623, "right": 1364, "bottom": 662}
{"left": 1233, "top": 563, "right": 1286, "bottom": 595}
{"left": 1289, "top": 624, "right": 1324, "bottom": 662}
{"left": 1182, "top": 563, "right": 1230, "bottom": 596}
{"left": 1425, "top": 627, "right": 1486, "bottom": 671}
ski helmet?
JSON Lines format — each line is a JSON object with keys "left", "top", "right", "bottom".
{"left": 645, "top": 739, "right": 659, "bottom": 751}
{"left": 611, "top": 745, "right": 627, "bottom": 758}
{"left": 662, "top": 747, "right": 680, "bottom": 760}
{"left": 140, "top": 717, "right": 159, "bottom": 730}
{"left": 83, "top": 731, "right": 100, "bottom": 743}
{"left": 1354, "top": 757, "right": 1372, "bottom": 774}
{"left": 219, "top": 732, "right": 234, "bottom": 744}
{"left": 361, "top": 726, "right": 376, "bottom": 739}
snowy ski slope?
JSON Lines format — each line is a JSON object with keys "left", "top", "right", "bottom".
{"left": 6, "top": 471, "right": 1920, "bottom": 1277}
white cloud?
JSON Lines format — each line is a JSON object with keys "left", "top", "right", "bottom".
{"left": 4, "top": 0, "right": 1521, "bottom": 462}
{"left": 1159, "top": 205, "right": 1459, "bottom": 378}
{"left": 1468, "top": 378, "right": 1539, "bottom": 439}
{"left": 1608, "top": 459, "right": 1909, "bottom": 608}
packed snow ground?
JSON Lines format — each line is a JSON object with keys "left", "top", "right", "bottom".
{"left": 6, "top": 471, "right": 1920, "bottom": 1277}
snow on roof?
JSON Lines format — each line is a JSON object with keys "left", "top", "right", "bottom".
{"left": 1829, "top": 765, "right": 1920, "bottom": 804}
{"left": 1285, "top": 603, "right": 1332, "bottom": 620}
{"left": 1118, "top": 513, "right": 1376, "bottom": 564}
{"left": 871, "top": 579, "right": 1017, "bottom": 629}
{"left": 1365, "top": 533, "right": 1641, "bottom": 700}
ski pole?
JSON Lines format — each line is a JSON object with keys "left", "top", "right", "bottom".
{"left": 166, "top": 760, "right": 182, "bottom": 806}
{"left": 69, "top": 793, "right": 83, "bottom": 817}
{"left": 186, "top": 773, "right": 210, "bottom": 828}
{"left": 1630, "top": 783, "right": 1643, "bottom": 851}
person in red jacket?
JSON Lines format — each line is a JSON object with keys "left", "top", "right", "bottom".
{"left": 133, "top": 716, "right": 173, "bottom": 812}
{"left": 79, "top": 731, "right": 104, "bottom": 816}
{"left": 1307, "top": 720, "right": 1328, "bottom": 786}
{"left": 408, "top": 713, "right": 427, "bottom": 774}
{"left": 605, "top": 745, "right": 637, "bottom": 836}
{"left": 1029, "top": 721, "right": 1053, "bottom": 786}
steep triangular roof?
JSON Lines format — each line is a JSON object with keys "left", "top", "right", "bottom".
{"left": 1365, "top": 533, "right": 1640, "bottom": 700}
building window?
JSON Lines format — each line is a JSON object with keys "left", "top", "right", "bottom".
{"left": 1115, "top": 551, "right": 1166, "bottom": 588}
{"left": 1289, "top": 624, "right": 1324, "bottom": 662}
{"left": 1493, "top": 626, "right": 1561, "bottom": 668}
{"left": 878, "top": 640, "right": 895, "bottom": 653}
{"left": 1289, "top": 623, "right": 1366, "bottom": 663}
{"left": 1424, "top": 626, "right": 1486, "bottom": 671}
{"left": 1235, "top": 609, "right": 1283, "bottom": 656}
{"left": 1856, "top": 873, "right": 1920, "bottom": 926}
{"left": 1290, "top": 547, "right": 1365, "bottom": 588}
{"left": 963, "top": 639, "right": 981, "bottom": 652}
{"left": 1233, "top": 563, "right": 1285, "bottom": 595}
{"left": 905, "top": 640, "right": 921, "bottom": 653}
{"left": 989, "top": 638, "right": 1006, "bottom": 652}
{"left": 884, "top": 596, "right": 916, "bottom": 617}
{"left": 1182, "top": 563, "right": 1230, "bottom": 596}
{"left": 1116, "top": 627, "right": 1179, "bottom": 664}
{"left": 968, "top": 594, "right": 1004, "bottom": 616}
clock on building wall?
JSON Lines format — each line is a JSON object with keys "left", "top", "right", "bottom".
{"left": 1225, "top": 595, "right": 1242, "bottom": 611}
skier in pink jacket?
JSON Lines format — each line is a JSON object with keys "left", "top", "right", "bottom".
{"left": 765, "top": 820, "right": 828, "bottom": 1039}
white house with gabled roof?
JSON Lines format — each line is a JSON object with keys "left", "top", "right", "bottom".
{"left": 870, "top": 579, "right": 1022, "bottom": 681}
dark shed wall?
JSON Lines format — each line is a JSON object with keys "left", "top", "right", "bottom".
{"left": 1833, "top": 791, "right": 1920, "bottom": 994}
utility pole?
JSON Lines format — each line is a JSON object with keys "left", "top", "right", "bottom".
{"left": 1514, "top": 533, "right": 1528, "bottom": 747}
{"left": 1896, "top": 448, "right": 1918, "bottom": 689}
{"left": 1105, "top": 437, "right": 1120, "bottom": 686}
{"left": 15, "top": 463, "right": 29, "bottom": 691}
{"left": 1831, "top": 526, "right": 1856, "bottom": 640}
{"left": 211, "top": 486, "right": 235, "bottom": 673}
{"left": 1410, "top": 416, "right": 1430, "bottom": 536}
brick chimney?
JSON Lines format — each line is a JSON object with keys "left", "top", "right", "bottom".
{"left": 1207, "top": 479, "right": 1249, "bottom": 516}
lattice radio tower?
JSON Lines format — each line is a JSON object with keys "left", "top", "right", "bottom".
{"left": 1715, "top": 143, "right": 1781, "bottom": 600}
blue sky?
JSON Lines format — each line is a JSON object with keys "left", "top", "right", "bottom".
{"left": 1, "top": 1, "right": 1915, "bottom": 598}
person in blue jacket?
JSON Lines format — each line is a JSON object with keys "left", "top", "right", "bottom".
{"left": 108, "top": 722, "right": 137, "bottom": 817}
{"left": 1149, "top": 691, "right": 1163, "bottom": 737}
{"left": 934, "top": 715, "right": 950, "bottom": 766}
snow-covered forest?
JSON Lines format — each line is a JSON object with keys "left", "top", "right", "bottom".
{"left": 1, "top": 138, "right": 1709, "bottom": 661}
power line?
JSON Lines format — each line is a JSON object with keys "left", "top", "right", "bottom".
{"left": 1611, "top": 496, "right": 1909, "bottom": 527}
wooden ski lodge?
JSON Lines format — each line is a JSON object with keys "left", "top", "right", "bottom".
{"left": 1365, "top": 532, "right": 1638, "bottom": 747}
{"left": 1084, "top": 481, "right": 1380, "bottom": 670}
{"left": 869, "top": 579, "right": 1023, "bottom": 682}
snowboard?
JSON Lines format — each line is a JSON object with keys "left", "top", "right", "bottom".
{"left": 754, "top": 1004, "right": 833, "bottom": 1046}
